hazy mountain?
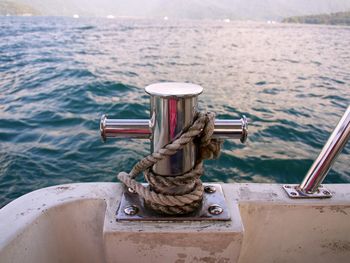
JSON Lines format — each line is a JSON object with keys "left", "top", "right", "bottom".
{"left": 3, "top": 0, "right": 350, "bottom": 20}
{"left": 149, "top": 0, "right": 350, "bottom": 20}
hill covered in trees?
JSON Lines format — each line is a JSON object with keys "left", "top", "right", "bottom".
{"left": 283, "top": 11, "right": 350, "bottom": 25}
{"left": 0, "top": 1, "right": 39, "bottom": 15}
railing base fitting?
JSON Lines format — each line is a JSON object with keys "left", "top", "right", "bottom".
{"left": 116, "top": 184, "right": 231, "bottom": 221}
{"left": 283, "top": 184, "right": 332, "bottom": 199}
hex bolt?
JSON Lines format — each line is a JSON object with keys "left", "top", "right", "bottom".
{"left": 124, "top": 205, "right": 139, "bottom": 216}
{"left": 204, "top": 185, "right": 216, "bottom": 194}
{"left": 284, "top": 185, "right": 291, "bottom": 189}
{"left": 290, "top": 192, "right": 297, "bottom": 196}
{"left": 127, "top": 187, "right": 136, "bottom": 194}
{"left": 323, "top": 190, "right": 330, "bottom": 195}
{"left": 208, "top": 204, "right": 223, "bottom": 215}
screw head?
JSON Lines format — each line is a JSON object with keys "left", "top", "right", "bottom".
{"left": 127, "top": 187, "right": 136, "bottom": 194}
{"left": 124, "top": 205, "right": 139, "bottom": 216}
{"left": 290, "top": 192, "right": 297, "bottom": 196}
{"left": 323, "top": 190, "right": 330, "bottom": 195}
{"left": 208, "top": 204, "right": 223, "bottom": 215}
{"left": 284, "top": 185, "right": 291, "bottom": 189}
{"left": 204, "top": 185, "right": 216, "bottom": 194}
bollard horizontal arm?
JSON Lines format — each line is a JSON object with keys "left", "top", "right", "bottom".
{"left": 100, "top": 116, "right": 151, "bottom": 141}
{"left": 100, "top": 115, "right": 248, "bottom": 143}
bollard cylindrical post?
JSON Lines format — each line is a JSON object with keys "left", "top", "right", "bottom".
{"left": 145, "top": 82, "right": 203, "bottom": 176}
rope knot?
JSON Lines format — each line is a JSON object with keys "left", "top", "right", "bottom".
{"left": 117, "top": 112, "right": 222, "bottom": 215}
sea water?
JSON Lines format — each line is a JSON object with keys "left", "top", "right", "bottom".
{"left": 0, "top": 17, "right": 349, "bottom": 207}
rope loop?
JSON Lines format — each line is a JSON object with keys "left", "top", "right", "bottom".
{"left": 117, "top": 112, "right": 223, "bottom": 215}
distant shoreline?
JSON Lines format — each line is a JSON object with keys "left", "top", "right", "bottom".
{"left": 1, "top": 13, "right": 350, "bottom": 27}
{"left": 282, "top": 11, "right": 350, "bottom": 26}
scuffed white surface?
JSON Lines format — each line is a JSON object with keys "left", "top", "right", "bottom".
{"left": 0, "top": 183, "right": 349, "bottom": 263}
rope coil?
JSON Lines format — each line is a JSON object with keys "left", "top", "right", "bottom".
{"left": 117, "top": 112, "right": 222, "bottom": 215}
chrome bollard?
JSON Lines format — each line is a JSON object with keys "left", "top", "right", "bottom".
{"left": 100, "top": 82, "right": 248, "bottom": 176}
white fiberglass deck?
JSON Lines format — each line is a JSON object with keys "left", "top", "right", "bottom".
{"left": 0, "top": 183, "right": 349, "bottom": 263}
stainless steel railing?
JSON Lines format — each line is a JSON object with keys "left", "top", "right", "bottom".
{"left": 299, "top": 106, "right": 350, "bottom": 194}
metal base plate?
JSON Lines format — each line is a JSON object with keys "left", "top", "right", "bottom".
{"left": 283, "top": 184, "right": 332, "bottom": 199}
{"left": 116, "top": 184, "right": 230, "bottom": 221}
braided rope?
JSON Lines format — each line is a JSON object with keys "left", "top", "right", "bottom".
{"left": 117, "top": 112, "right": 223, "bottom": 215}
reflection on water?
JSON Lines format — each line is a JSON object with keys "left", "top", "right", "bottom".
{"left": 0, "top": 17, "right": 349, "bottom": 207}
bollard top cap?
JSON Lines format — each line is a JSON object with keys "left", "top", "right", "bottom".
{"left": 145, "top": 82, "right": 203, "bottom": 98}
